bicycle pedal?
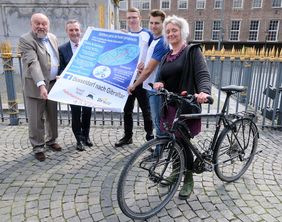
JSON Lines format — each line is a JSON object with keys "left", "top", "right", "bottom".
{"left": 204, "top": 161, "right": 214, "bottom": 172}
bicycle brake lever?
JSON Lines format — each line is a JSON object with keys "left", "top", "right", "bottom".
{"left": 207, "top": 96, "right": 214, "bottom": 104}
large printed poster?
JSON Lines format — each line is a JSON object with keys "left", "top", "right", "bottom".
{"left": 48, "top": 27, "right": 139, "bottom": 111}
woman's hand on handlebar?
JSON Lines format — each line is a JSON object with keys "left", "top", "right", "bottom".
{"left": 153, "top": 82, "right": 164, "bottom": 90}
{"left": 195, "top": 92, "right": 210, "bottom": 104}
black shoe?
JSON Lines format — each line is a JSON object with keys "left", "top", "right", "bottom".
{"left": 35, "top": 152, "right": 46, "bottom": 161}
{"left": 76, "top": 142, "right": 85, "bottom": 151}
{"left": 115, "top": 136, "right": 132, "bottom": 147}
{"left": 146, "top": 133, "right": 154, "bottom": 141}
{"left": 82, "top": 137, "right": 93, "bottom": 147}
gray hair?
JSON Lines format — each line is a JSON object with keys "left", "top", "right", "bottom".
{"left": 65, "top": 19, "right": 81, "bottom": 30}
{"left": 163, "top": 15, "right": 189, "bottom": 45}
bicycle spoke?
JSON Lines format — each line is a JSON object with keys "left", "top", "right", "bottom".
{"left": 214, "top": 118, "right": 258, "bottom": 182}
{"left": 117, "top": 138, "right": 185, "bottom": 220}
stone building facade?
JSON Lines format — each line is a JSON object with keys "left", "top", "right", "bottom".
{"left": 0, "top": 0, "right": 120, "bottom": 49}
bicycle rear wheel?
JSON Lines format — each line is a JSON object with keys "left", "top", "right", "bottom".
{"left": 213, "top": 118, "right": 258, "bottom": 182}
{"left": 117, "top": 138, "right": 185, "bottom": 220}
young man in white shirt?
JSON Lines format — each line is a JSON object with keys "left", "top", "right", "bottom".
{"left": 115, "top": 7, "right": 154, "bottom": 147}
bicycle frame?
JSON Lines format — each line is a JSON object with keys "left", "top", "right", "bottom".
{"left": 117, "top": 85, "right": 260, "bottom": 220}
{"left": 165, "top": 90, "right": 251, "bottom": 166}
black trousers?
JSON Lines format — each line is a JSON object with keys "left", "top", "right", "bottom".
{"left": 70, "top": 104, "right": 92, "bottom": 141}
{"left": 123, "top": 84, "right": 153, "bottom": 137}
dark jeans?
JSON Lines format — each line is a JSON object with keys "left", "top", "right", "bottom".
{"left": 123, "top": 84, "right": 153, "bottom": 137}
{"left": 70, "top": 104, "right": 92, "bottom": 141}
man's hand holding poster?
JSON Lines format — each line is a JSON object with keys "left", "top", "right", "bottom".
{"left": 48, "top": 27, "right": 139, "bottom": 112}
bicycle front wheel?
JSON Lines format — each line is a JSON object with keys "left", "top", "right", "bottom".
{"left": 117, "top": 138, "right": 185, "bottom": 220}
{"left": 213, "top": 118, "right": 258, "bottom": 182}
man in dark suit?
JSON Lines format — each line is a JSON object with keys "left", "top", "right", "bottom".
{"left": 18, "top": 13, "right": 62, "bottom": 161}
{"left": 58, "top": 19, "right": 93, "bottom": 151}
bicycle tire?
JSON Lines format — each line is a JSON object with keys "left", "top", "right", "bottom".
{"left": 213, "top": 117, "right": 258, "bottom": 182}
{"left": 117, "top": 138, "right": 185, "bottom": 220}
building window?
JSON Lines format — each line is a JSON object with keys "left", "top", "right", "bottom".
{"left": 132, "top": 0, "right": 150, "bottom": 10}
{"left": 196, "top": 0, "right": 206, "bottom": 9}
{"left": 252, "top": 0, "right": 262, "bottom": 8}
{"left": 194, "top": 21, "right": 204, "bottom": 41}
{"left": 272, "top": 0, "right": 282, "bottom": 7}
{"left": 178, "top": 0, "right": 188, "bottom": 9}
{"left": 120, "top": 20, "right": 127, "bottom": 30}
{"left": 229, "top": 20, "right": 241, "bottom": 41}
{"left": 248, "top": 20, "right": 259, "bottom": 41}
{"left": 212, "top": 20, "right": 221, "bottom": 40}
{"left": 119, "top": 0, "right": 128, "bottom": 10}
{"left": 267, "top": 20, "right": 279, "bottom": 41}
{"left": 160, "top": 0, "right": 171, "bottom": 10}
{"left": 141, "top": 20, "right": 149, "bottom": 29}
{"left": 232, "top": 0, "right": 243, "bottom": 8}
{"left": 214, "top": 0, "right": 223, "bottom": 9}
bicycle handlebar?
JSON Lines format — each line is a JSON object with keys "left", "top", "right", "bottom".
{"left": 148, "top": 83, "right": 214, "bottom": 105}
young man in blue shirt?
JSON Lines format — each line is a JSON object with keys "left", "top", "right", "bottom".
{"left": 128, "top": 9, "right": 170, "bottom": 140}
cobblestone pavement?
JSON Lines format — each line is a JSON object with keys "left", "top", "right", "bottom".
{"left": 0, "top": 122, "right": 281, "bottom": 222}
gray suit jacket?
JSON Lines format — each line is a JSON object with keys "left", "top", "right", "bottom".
{"left": 18, "top": 31, "right": 59, "bottom": 99}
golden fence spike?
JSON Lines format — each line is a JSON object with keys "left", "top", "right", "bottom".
{"left": 271, "top": 46, "right": 275, "bottom": 57}
{"left": 249, "top": 46, "right": 256, "bottom": 60}
{"left": 211, "top": 45, "right": 216, "bottom": 55}
{"left": 220, "top": 46, "right": 225, "bottom": 61}
{"left": 241, "top": 45, "right": 245, "bottom": 54}
{"left": 0, "top": 41, "right": 12, "bottom": 59}
{"left": 260, "top": 47, "right": 265, "bottom": 59}
{"left": 266, "top": 48, "right": 270, "bottom": 58}
{"left": 273, "top": 47, "right": 279, "bottom": 62}
{"left": 255, "top": 47, "right": 261, "bottom": 60}
{"left": 202, "top": 44, "right": 206, "bottom": 53}
{"left": 240, "top": 45, "right": 246, "bottom": 61}
{"left": 202, "top": 45, "right": 281, "bottom": 62}
{"left": 229, "top": 46, "right": 235, "bottom": 61}
{"left": 278, "top": 48, "right": 282, "bottom": 62}
{"left": 221, "top": 46, "right": 225, "bottom": 54}
{"left": 209, "top": 45, "right": 216, "bottom": 60}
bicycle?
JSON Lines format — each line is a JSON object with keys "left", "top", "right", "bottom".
{"left": 117, "top": 85, "right": 260, "bottom": 220}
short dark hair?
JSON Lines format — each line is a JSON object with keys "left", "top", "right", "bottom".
{"left": 149, "top": 9, "right": 166, "bottom": 22}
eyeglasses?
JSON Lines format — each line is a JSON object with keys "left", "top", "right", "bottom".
{"left": 127, "top": 16, "right": 138, "bottom": 20}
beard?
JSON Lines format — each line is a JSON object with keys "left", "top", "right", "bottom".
{"left": 35, "top": 30, "right": 47, "bottom": 39}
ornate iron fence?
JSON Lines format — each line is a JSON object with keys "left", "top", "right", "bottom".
{"left": 1, "top": 42, "right": 282, "bottom": 129}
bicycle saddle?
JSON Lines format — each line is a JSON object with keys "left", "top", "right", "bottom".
{"left": 221, "top": 85, "right": 246, "bottom": 93}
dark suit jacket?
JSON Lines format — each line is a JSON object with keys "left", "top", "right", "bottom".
{"left": 18, "top": 31, "right": 59, "bottom": 99}
{"left": 58, "top": 41, "right": 73, "bottom": 75}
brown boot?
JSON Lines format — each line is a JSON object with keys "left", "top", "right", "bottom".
{"left": 179, "top": 171, "right": 194, "bottom": 200}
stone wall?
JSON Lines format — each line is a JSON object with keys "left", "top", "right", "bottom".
{"left": 0, "top": 0, "right": 119, "bottom": 49}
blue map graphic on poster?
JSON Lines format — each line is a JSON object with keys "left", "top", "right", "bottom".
{"left": 98, "top": 44, "right": 140, "bottom": 66}
{"left": 66, "top": 29, "right": 140, "bottom": 91}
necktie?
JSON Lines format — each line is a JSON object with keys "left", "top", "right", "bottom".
{"left": 41, "top": 37, "right": 49, "bottom": 43}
